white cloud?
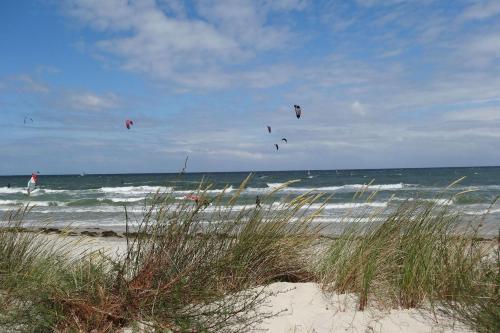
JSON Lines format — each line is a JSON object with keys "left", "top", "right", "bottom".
{"left": 15, "top": 75, "right": 50, "bottom": 93}
{"left": 64, "top": 91, "right": 119, "bottom": 111}
{"left": 350, "top": 101, "right": 367, "bottom": 115}
{"left": 443, "top": 108, "right": 500, "bottom": 122}
{"left": 466, "top": 33, "right": 500, "bottom": 60}
{"left": 461, "top": 0, "right": 500, "bottom": 21}
{"left": 62, "top": 0, "right": 305, "bottom": 89}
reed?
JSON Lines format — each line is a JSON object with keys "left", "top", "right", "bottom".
{"left": 320, "top": 190, "right": 499, "bottom": 332}
{"left": 0, "top": 177, "right": 323, "bottom": 332}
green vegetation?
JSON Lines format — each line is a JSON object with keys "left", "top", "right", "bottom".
{"left": 0, "top": 177, "right": 323, "bottom": 332}
{"left": 320, "top": 189, "right": 499, "bottom": 332}
{"left": 0, "top": 178, "right": 498, "bottom": 332}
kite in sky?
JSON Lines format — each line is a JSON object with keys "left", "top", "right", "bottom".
{"left": 125, "top": 119, "right": 134, "bottom": 129}
{"left": 294, "top": 105, "right": 301, "bottom": 119}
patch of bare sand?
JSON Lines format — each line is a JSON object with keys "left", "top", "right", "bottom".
{"left": 253, "top": 282, "right": 470, "bottom": 333}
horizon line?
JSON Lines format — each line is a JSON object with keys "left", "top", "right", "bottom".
{"left": 0, "top": 165, "right": 498, "bottom": 178}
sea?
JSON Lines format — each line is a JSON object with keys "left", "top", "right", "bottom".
{"left": 0, "top": 167, "right": 499, "bottom": 236}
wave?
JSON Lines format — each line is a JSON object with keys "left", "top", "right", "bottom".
{"left": 100, "top": 185, "right": 173, "bottom": 194}
{"left": 463, "top": 208, "right": 500, "bottom": 216}
{"left": 0, "top": 200, "right": 62, "bottom": 207}
{"left": 0, "top": 187, "right": 27, "bottom": 194}
{"left": 0, "top": 199, "right": 21, "bottom": 205}
{"left": 246, "top": 183, "right": 407, "bottom": 195}
{"left": 316, "top": 202, "right": 388, "bottom": 209}
{"left": 107, "top": 197, "right": 146, "bottom": 203}
{"left": 66, "top": 198, "right": 146, "bottom": 206}
{"left": 391, "top": 198, "right": 453, "bottom": 206}
{"left": 309, "top": 217, "right": 387, "bottom": 223}
{"left": 267, "top": 183, "right": 286, "bottom": 188}
{"left": 171, "top": 186, "right": 234, "bottom": 195}
{"left": 343, "top": 183, "right": 405, "bottom": 190}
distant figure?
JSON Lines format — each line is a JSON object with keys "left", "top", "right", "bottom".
{"left": 27, "top": 171, "right": 39, "bottom": 196}
{"left": 256, "top": 195, "right": 261, "bottom": 208}
{"left": 7, "top": 183, "right": 10, "bottom": 188}
{"left": 202, "top": 197, "right": 211, "bottom": 208}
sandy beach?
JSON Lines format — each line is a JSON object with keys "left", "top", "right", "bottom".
{"left": 252, "top": 282, "right": 470, "bottom": 333}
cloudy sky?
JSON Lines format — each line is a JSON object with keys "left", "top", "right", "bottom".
{"left": 1, "top": 0, "right": 499, "bottom": 175}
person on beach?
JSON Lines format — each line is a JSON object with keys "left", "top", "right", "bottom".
{"left": 27, "top": 171, "right": 39, "bottom": 196}
{"left": 256, "top": 195, "right": 261, "bottom": 208}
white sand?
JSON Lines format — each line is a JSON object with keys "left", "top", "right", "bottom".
{"left": 253, "top": 282, "right": 470, "bottom": 333}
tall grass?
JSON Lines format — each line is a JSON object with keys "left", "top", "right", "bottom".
{"left": 320, "top": 189, "right": 499, "bottom": 331}
{"left": 0, "top": 177, "right": 323, "bottom": 332}
{"left": 438, "top": 219, "right": 499, "bottom": 333}
{"left": 1, "top": 177, "right": 498, "bottom": 332}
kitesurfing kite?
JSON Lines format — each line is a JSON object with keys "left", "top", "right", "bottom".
{"left": 294, "top": 105, "right": 301, "bottom": 119}
{"left": 125, "top": 119, "right": 134, "bottom": 129}
{"left": 274, "top": 144, "right": 279, "bottom": 151}
{"left": 267, "top": 125, "right": 271, "bottom": 133}
{"left": 281, "top": 138, "right": 287, "bottom": 143}
{"left": 23, "top": 116, "right": 33, "bottom": 124}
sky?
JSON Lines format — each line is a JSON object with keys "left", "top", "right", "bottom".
{"left": 1, "top": 0, "right": 499, "bottom": 175}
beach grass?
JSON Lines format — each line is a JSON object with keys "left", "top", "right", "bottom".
{"left": 0, "top": 177, "right": 324, "bottom": 332}
{"left": 319, "top": 188, "right": 499, "bottom": 332}
{"left": 0, "top": 178, "right": 498, "bottom": 332}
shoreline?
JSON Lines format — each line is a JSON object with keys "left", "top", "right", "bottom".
{"left": 1, "top": 222, "right": 498, "bottom": 240}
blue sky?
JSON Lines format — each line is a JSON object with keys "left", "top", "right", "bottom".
{"left": 1, "top": 0, "right": 499, "bottom": 175}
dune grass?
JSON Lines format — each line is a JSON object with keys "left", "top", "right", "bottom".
{"left": 320, "top": 188, "right": 499, "bottom": 332}
{"left": 0, "top": 177, "right": 498, "bottom": 332}
{"left": 0, "top": 177, "right": 324, "bottom": 332}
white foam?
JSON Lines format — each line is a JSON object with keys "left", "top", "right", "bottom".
{"left": 391, "top": 198, "right": 453, "bottom": 206}
{"left": 316, "top": 202, "right": 388, "bottom": 210}
{"left": 343, "top": 183, "right": 404, "bottom": 190}
{"left": 107, "top": 197, "right": 145, "bottom": 203}
{"left": 309, "top": 216, "right": 386, "bottom": 223}
{"left": 0, "top": 200, "right": 64, "bottom": 207}
{"left": 246, "top": 186, "right": 342, "bottom": 195}
{"left": 100, "top": 186, "right": 173, "bottom": 194}
{"left": 39, "top": 189, "right": 69, "bottom": 193}
{"left": 0, "top": 199, "right": 21, "bottom": 205}
{"left": 267, "top": 183, "right": 286, "bottom": 188}
{"left": 463, "top": 208, "right": 500, "bottom": 216}
{"left": 172, "top": 186, "right": 234, "bottom": 195}
{"left": 0, "top": 187, "right": 26, "bottom": 194}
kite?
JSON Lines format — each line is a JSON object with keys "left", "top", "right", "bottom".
{"left": 267, "top": 125, "right": 271, "bottom": 133}
{"left": 281, "top": 138, "right": 287, "bottom": 143}
{"left": 274, "top": 144, "right": 279, "bottom": 151}
{"left": 24, "top": 116, "right": 33, "bottom": 124}
{"left": 125, "top": 119, "right": 134, "bottom": 129}
{"left": 294, "top": 105, "right": 301, "bottom": 119}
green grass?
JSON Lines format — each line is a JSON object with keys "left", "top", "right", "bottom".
{"left": 0, "top": 177, "right": 498, "bottom": 332}
{"left": 0, "top": 177, "right": 323, "bottom": 332}
{"left": 320, "top": 189, "right": 499, "bottom": 332}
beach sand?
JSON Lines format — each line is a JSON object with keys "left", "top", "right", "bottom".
{"left": 252, "top": 282, "right": 470, "bottom": 333}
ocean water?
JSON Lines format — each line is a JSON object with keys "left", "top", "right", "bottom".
{"left": 0, "top": 167, "right": 499, "bottom": 235}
